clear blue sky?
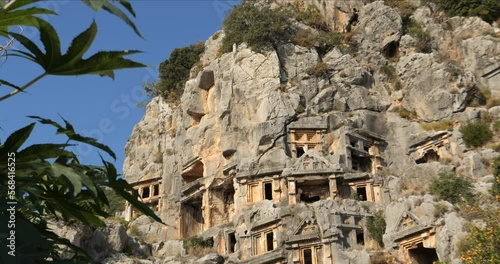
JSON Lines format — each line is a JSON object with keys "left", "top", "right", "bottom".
{"left": 0, "top": 0, "right": 240, "bottom": 175}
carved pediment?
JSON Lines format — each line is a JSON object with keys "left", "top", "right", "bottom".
{"left": 395, "top": 211, "right": 420, "bottom": 232}
{"left": 293, "top": 216, "right": 318, "bottom": 236}
{"left": 290, "top": 151, "right": 337, "bottom": 172}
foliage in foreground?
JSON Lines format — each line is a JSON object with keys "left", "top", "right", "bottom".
{"left": 459, "top": 120, "right": 493, "bottom": 148}
{"left": 459, "top": 210, "right": 500, "bottom": 264}
{"left": 429, "top": 172, "right": 473, "bottom": 204}
{"left": 0, "top": 118, "right": 162, "bottom": 263}
{"left": 367, "top": 211, "right": 386, "bottom": 247}
{"left": 0, "top": 0, "right": 162, "bottom": 262}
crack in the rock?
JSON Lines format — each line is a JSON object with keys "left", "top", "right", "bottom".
{"left": 256, "top": 114, "right": 298, "bottom": 164}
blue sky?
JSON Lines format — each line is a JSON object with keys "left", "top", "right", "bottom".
{"left": 0, "top": 0, "right": 240, "bottom": 175}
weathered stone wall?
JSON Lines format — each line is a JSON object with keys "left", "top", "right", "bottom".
{"left": 121, "top": 1, "right": 499, "bottom": 263}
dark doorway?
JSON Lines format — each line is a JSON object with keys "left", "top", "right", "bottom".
{"left": 303, "top": 248, "right": 313, "bottom": 264}
{"left": 142, "top": 187, "right": 150, "bottom": 198}
{"left": 301, "top": 193, "right": 320, "bottom": 203}
{"left": 415, "top": 150, "right": 440, "bottom": 164}
{"left": 296, "top": 146, "right": 305, "bottom": 157}
{"left": 153, "top": 184, "right": 160, "bottom": 196}
{"left": 409, "top": 243, "right": 439, "bottom": 264}
{"left": 228, "top": 233, "right": 236, "bottom": 253}
{"left": 356, "top": 187, "right": 367, "bottom": 201}
{"left": 264, "top": 182, "right": 273, "bottom": 200}
{"left": 356, "top": 231, "right": 365, "bottom": 246}
{"left": 352, "top": 155, "right": 372, "bottom": 172}
{"left": 266, "top": 232, "right": 274, "bottom": 251}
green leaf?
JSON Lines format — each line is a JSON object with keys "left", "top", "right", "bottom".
{"left": 50, "top": 162, "right": 98, "bottom": 197}
{"left": 38, "top": 17, "right": 61, "bottom": 69}
{"left": 61, "top": 20, "right": 97, "bottom": 66}
{"left": 11, "top": 22, "right": 145, "bottom": 79}
{"left": 1, "top": 123, "right": 35, "bottom": 154}
{"left": 0, "top": 0, "right": 39, "bottom": 12}
{"left": 81, "top": 0, "right": 142, "bottom": 38}
{"left": 16, "top": 143, "right": 75, "bottom": 162}
{"left": 0, "top": 7, "right": 56, "bottom": 24}
{"left": 103, "top": 160, "right": 164, "bottom": 224}
{"left": 9, "top": 30, "right": 45, "bottom": 63}
{"left": 101, "top": 0, "right": 142, "bottom": 38}
{"left": 51, "top": 50, "right": 145, "bottom": 78}
{"left": 0, "top": 78, "right": 23, "bottom": 92}
{"left": 118, "top": 0, "right": 136, "bottom": 17}
{"left": 29, "top": 116, "right": 117, "bottom": 159}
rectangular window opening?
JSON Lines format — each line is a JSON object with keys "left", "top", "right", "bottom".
{"left": 153, "top": 184, "right": 160, "bottom": 196}
{"left": 266, "top": 232, "right": 274, "bottom": 251}
{"left": 303, "top": 248, "right": 313, "bottom": 264}
{"left": 142, "top": 187, "right": 150, "bottom": 198}
{"left": 264, "top": 182, "right": 273, "bottom": 200}
{"left": 228, "top": 233, "right": 236, "bottom": 253}
{"left": 356, "top": 232, "right": 365, "bottom": 246}
{"left": 356, "top": 187, "right": 367, "bottom": 201}
{"left": 296, "top": 146, "right": 305, "bottom": 157}
{"left": 363, "top": 145, "right": 370, "bottom": 152}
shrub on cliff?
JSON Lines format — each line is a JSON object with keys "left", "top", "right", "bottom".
{"left": 424, "top": 0, "right": 500, "bottom": 24}
{"left": 403, "top": 18, "right": 432, "bottom": 53}
{"left": 367, "top": 211, "right": 386, "bottom": 247}
{"left": 429, "top": 172, "right": 473, "bottom": 204}
{"left": 222, "top": 2, "right": 291, "bottom": 53}
{"left": 150, "top": 42, "right": 204, "bottom": 101}
{"left": 459, "top": 210, "right": 500, "bottom": 263}
{"left": 459, "top": 120, "right": 493, "bottom": 148}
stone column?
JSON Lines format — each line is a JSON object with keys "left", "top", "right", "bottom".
{"left": 366, "top": 182, "right": 373, "bottom": 202}
{"left": 329, "top": 175, "right": 338, "bottom": 199}
{"left": 288, "top": 177, "right": 297, "bottom": 204}
{"left": 125, "top": 203, "right": 133, "bottom": 221}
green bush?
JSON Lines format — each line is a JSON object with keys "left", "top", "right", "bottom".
{"left": 183, "top": 236, "right": 214, "bottom": 250}
{"left": 293, "top": 4, "right": 329, "bottom": 31}
{"left": 292, "top": 29, "right": 317, "bottom": 48}
{"left": 426, "top": 0, "right": 500, "bottom": 24}
{"left": 104, "top": 188, "right": 126, "bottom": 215}
{"left": 291, "top": 29, "right": 343, "bottom": 55}
{"left": 222, "top": 2, "right": 291, "bottom": 53}
{"left": 316, "top": 31, "right": 344, "bottom": 55}
{"left": 433, "top": 203, "right": 448, "bottom": 218}
{"left": 152, "top": 42, "right": 205, "bottom": 101}
{"left": 420, "top": 120, "right": 454, "bottom": 131}
{"left": 306, "top": 62, "right": 329, "bottom": 77}
{"left": 459, "top": 210, "right": 500, "bottom": 263}
{"left": 403, "top": 18, "right": 432, "bottom": 53}
{"left": 459, "top": 120, "right": 493, "bottom": 148}
{"left": 492, "top": 157, "right": 500, "bottom": 200}
{"left": 396, "top": 107, "right": 418, "bottom": 120}
{"left": 429, "top": 172, "right": 473, "bottom": 204}
{"left": 385, "top": 0, "right": 416, "bottom": 18}
{"left": 367, "top": 211, "right": 386, "bottom": 247}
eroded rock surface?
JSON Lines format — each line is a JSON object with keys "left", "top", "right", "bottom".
{"left": 118, "top": 1, "right": 500, "bottom": 264}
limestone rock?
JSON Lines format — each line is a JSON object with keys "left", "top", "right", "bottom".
{"left": 118, "top": 1, "right": 500, "bottom": 264}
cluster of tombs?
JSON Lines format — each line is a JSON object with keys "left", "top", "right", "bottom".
{"left": 125, "top": 119, "right": 452, "bottom": 263}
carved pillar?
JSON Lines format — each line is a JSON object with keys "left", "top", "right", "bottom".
{"left": 366, "top": 182, "right": 373, "bottom": 202}
{"left": 125, "top": 203, "right": 133, "bottom": 221}
{"left": 203, "top": 190, "right": 210, "bottom": 230}
{"left": 288, "top": 177, "right": 297, "bottom": 204}
{"left": 329, "top": 175, "right": 338, "bottom": 199}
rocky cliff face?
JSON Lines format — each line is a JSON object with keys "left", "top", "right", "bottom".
{"left": 122, "top": 1, "right": 499, "bottom": 264}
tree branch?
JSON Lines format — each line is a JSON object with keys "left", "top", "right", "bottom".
{"left": 0, "top": 72, "right": 47, "bottom": 101}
